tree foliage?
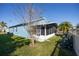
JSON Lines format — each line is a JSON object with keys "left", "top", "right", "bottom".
{"left": 58, "top": 21, "right": 73, "bottom": 33}
{"left": 0, "top": 21, "right": 6, "bottom": 27}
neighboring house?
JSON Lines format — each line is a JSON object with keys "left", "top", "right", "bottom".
{"left": 0, "top": 25, "right": 9, "bottom": 34}
{"left": 9, "top": 19, "right": 57, "bottom": 42}
{"left": 4, "top": 26, "right": 9, "bottom": 34}
{"left": 0, "top": 25, "right": 3, "bottom": 32}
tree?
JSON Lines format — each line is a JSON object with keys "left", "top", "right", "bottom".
{"left": 13, "top": 4, "right": 42, "bottom": 47}
{"left": 0, "top": 21, "right": 6, "bottom": 27}
{"left": 0, "top": 21, "right": 7, "bottom": 32}
{"left": 58, "top": 21, "right": 73, "bottom": 33}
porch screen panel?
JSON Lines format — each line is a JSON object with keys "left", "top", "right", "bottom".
{"left": 36, "top": 26, "right": 41, "bottom": 36}
{"left": 41, "top": 26, "right": 45, "bottom": 35}
{"left": 46, "top": 24, "right": 57, "bottom": 35}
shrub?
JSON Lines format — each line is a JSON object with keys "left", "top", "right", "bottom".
{"left": 23, "top": 39, "right": 30, "bottom": 45}
{"left": 13, "top": 37, "right": 31, "bottom": 47}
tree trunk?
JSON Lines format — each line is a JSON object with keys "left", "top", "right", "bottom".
{"left": 29, "top": 26, "right": 36, "bottom": 47}
{"left": 31, "top": 38, "right": 35, "bottom": 47}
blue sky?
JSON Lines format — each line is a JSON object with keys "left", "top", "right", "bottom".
{"left": 0, "top": 3, "right": 79, "bottom": 27}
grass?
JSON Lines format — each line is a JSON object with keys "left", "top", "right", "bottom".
{"left": 10, "top": 35, "right": 76, "bottom": 56}
{"left": 10, "top": 36, "right": 61, "bottom": 56}
{"left": 0, "top": 33, "right": 76, "bottom": 56}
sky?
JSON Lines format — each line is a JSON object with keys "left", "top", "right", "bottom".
{"left": 0, "top": 3, "right": 79, "bottom": 27}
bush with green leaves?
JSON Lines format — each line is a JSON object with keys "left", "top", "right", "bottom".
{"left": 13, "top": 37, "right": 30, "bottom": 47}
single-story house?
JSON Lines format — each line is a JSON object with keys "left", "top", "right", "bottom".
{"left": 0, "top": 25, "right": 9, "bottom": 34}
{"left": 9, "top": 19, "right": 57, "bottom": 42}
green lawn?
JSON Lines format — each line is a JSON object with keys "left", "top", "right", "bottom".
{"left": 10, "top": 36, "right": 61, "bottom": 56}
{"left": 10, "top": 35, "right": 76, "bottom": 56}
{"left": 0, "top": 33, "right": 76, "bottom": 56}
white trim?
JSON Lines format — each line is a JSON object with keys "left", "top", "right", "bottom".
{"left": 45, "top": 25, "right": 46, "bottom": 36}
{"left": 33, "top": 33, "right": 55, "bottom": 42}
{"left": 40, "top": 26, "right": 41, "bottom": 36}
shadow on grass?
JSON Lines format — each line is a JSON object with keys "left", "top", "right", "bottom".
{"left": 0, "top": 33, "right": 16, "bottom": 56}
{"left": 51, "top": 35, "right": 77, "bottom": 56}
{"left": 58, "top": 47, "right": 76, "bottom": 56}
{"left": 50, "top": 41, "right": 59, "bottom": 56}
{"left": 0, "top": 33, "right": 31, "bottom": 56}
{"left": 0, "top": 32, "right": 29, "bottom": 56}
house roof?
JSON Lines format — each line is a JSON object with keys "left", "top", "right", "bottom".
{"left": 9, "top": 18, "right": 43, "bottom": 28}
{"left": 32, "top": 19, "right": 55, "bottom": 26}
{"left": 33, "top": 17, "right": 56, "bottom": 26}
{"left": 9, "top": 17, "right": 57, "bottom": 28}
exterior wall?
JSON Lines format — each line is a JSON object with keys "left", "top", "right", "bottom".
{"left": 71, "top": 29, "right": 79, "bottom": 55}
{"left": 73, "top": 35, "right": 79, "bottom": 55}
{"left": 9, "top": 26, "right": 29, "bottom": 38}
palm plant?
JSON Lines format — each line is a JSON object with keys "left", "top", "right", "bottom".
{"left": 0, "top": 21, "right": 7, "bottom": 32}
{"left": 58, "top": 21, "right": 73, "bottom": 33}
{"left": 0, "top": 21, "right": 6, "bottom": 27}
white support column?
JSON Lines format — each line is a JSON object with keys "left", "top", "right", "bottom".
{"left": 13, "top": 28, "right": 14, "bottom": 32}
{"left": 15, "top": 27, "right": 17, "bottom": 32}
{"left": 40, "top": 26, "right": 41, "bottom": 36}
{"left": 45, "top": 25, "right": 46, "bottom": 36}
